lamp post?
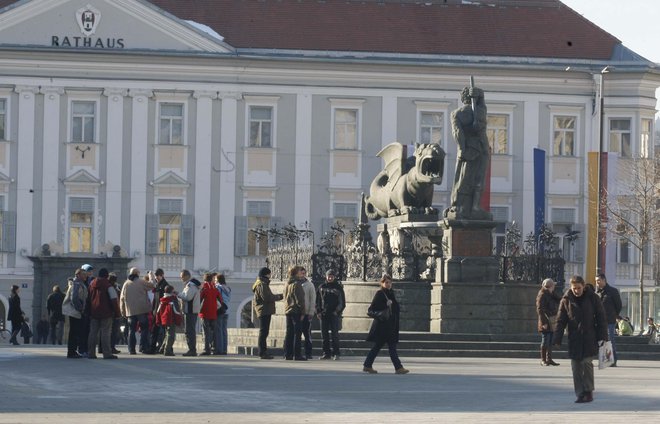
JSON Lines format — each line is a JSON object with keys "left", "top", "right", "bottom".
{"left": 596, "top": 65, "right": 612, "bottom": 274}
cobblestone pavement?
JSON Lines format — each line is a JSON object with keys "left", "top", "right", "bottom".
{"left": 0, "top": 345, "right": 658, "bottom": 423}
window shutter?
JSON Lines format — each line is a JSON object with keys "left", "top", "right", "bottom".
{"left": 180, "top": 214, "right": 194, "bottom": 256}
{"left": 145, "top": 214, "right": 159, "bottom": 255}
{"left": 234, "top": 216, "right": 248, "bottom": 256}
{"left": 573, "top": 224, "right": 585, "bottom": 263}
{"left": 1, "top": 211, "right": 16, "bottom": 252}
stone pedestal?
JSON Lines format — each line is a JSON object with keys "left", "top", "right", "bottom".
{"left": 440, "top": 219, "right": 499, "bottom": 283}
{"left": 431, "top": 281, "right": 538, "bottom": 333}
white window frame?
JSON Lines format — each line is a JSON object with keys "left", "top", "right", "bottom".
{"left": 550, "top": 207, "right": 579, "bottom": 262}
{"left": 414, "top": 101, "right": 450, "bottom": 150}
{"left": 158, "top": 102, "right": 185, "bottom": 145}
{"left": 69, "top": 98, "right": 100, "bottom": 143}
{"left": 330, "top": 98, "right": 364, "bottom": 151}
{"left": 609, "top": 117, "right": 633, "bottom": 158}
{"left": 67, "top": 197, "right": 95, "bottom": 253}
{"left": 0, "top": 96, "right": 8, "bottom": 141}
{"left": 551, "top": 114, "right": 578, "bottom": 157}
{"left": 487, "top": 113, "right": 511, "bottom": 155}
{"left": 157, "top": 198, "right": 184, "bottom": 255}
{"left": 491, "top": 205, "right": 509, "bottom": 255}
{"left": 244, "top": 96, "right": 279, "bottom": 149}
{"left": 153, "top": 92, "right": 190, "bottom": 146}
{"left": 486, "top": 104, "right": 515, "bottom": 155}
{"left": 547, "top": 105, "right": 583, "bottom": 158}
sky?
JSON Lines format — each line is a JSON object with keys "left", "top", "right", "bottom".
{"left": 560, "top": 0, "right": 660, "bottom": 112}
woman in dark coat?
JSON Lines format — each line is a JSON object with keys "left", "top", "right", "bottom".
{"left": 536, "top": 278, "right": 561, "bottom": 366}
{"left": 7, "top": 285, "right": 24, "bottom": 345}
{"left": 553, "top": 275, "right": 608, "bottom": 404}
{"left": 363, "top": 274, "right": 409, "bottom": 374}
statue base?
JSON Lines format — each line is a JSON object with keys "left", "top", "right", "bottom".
{"left": 430, "top": 281, "right": 538, "bottom": 334}
{"left": 440, "top": 219, "right": 499, "bottom": 283}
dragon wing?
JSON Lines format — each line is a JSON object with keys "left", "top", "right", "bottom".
{"left": 376, "top": 142, "right": 406, "bottom": 181}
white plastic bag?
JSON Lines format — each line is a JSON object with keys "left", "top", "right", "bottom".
{"left": 598, "top": 340, "right": 614, "bottom": 369}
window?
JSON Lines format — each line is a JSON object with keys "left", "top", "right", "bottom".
{"left": 247, "top": 201, "right": 272, "bottom": 256}
{"left": 249, "top": 106, "right": 272, "bottom": 147}
{"left": 157, "top": 200, "right": 182, "bottom": 254}
{"left": 334, "top": 109, "right": 358, "bottom": 150}
{"left": 69, "top": 197, "right": 94, "bottom": 253}
{"left": 487, "top": 114, "right": 509, "bottom": 154}
{"left": 159, "top": 103, "right": 184, "bottom": 145}
{"left": 618, "top": 239, "right": 630, "bottom": 264}
{"left": 71, "top": 101, "right": 96, "bottom": 143}
{"left": 420, "top": 112, "right": 443, "bottom": 145}
{"left": 553, "top": 116, "right": 575, "bottom": 156}
{"left": 146, "top": 199, "right": 193, "bottom": 256}
{"left": 641, "top": 119, "right": 653, "bottom": 158}
{"left": 0, "top": 99, "right": 6, "bottom": 140}
{"left": 610, "top": 119, "right": 631, "bottom": 158}
{"left": 491, "top": 206, "right": 509, "bottom": 255}
{"left": 0, "top": 196, "right": 15, "bottom": 253}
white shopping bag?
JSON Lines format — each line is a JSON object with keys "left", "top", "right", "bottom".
{"left": 598, "top": 340, "right": 614, "bottom": 369}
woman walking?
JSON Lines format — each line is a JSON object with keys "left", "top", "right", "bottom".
{"left": 363, "top": 274, "right": 409, "bottom": 374}
{"left": 553, "top": 275, "right": 608, "bottom": 403}
{"left": 8, "top": 285, "right": 24, "bottom": 345}
{"left": 536, "top": 278, "right": 561, "bottom": 366}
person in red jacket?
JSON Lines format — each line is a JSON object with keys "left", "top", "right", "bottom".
{"left": 156, "top": 285, "right": 182, "bottom": 356}
{"left": 199, "top": 272, "right": 223, "bottom": 355}
{"left": 87, "top": 268, "right": 121, "bottom": 359}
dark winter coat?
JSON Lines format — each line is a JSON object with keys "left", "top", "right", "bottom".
{"left": 8, "top": 293, "right": 23, "bottom": 323}
{"left": 152, "top": 278, "right": 172, "bottom": 312}
{"left": 536, "top": 288, "right": 561, "bottom": 333}
{"left": 316, "top": 281, "right": 346, "bottom": 316}
{"left": 553, "top": 286, "right": 608, "bottom": 360}
{"left": 252, "top": 277, "right": 283, "bottom": 317}
{"left": 47, "top": 291, "right": 65, "bottom": 321}
{"left": 366, "top": 288, "right": 400, "bottom": 344}
{"left": 596, "top": 283, "right": 622, "bottom": 324}
{"left": 283, "top": 279, "right": 305, "bottom": 315}
{"left": 88, "top": 277, "right": 120, "bottom": 320}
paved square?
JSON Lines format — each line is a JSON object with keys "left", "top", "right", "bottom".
{"left": 0, "top": 345, "right": 658, "bottom": 423}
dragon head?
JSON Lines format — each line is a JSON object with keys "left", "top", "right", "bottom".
{"left": 413, "top": 143, "right": 445, "bottom": 184}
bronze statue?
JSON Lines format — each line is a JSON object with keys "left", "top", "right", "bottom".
{"left": 364, "top": 142, "right": 445, "bottom": 220}
{"left": 444, "top": 81, "right": 492, "bottom": 220}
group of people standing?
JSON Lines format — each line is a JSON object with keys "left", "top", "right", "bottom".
{"left": 253, "top": 266, "right": 409, "bottom": 374}
{"left": 536, "top": 273, "right": 623, "bottom": 403}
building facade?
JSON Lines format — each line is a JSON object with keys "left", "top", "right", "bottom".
{"left": 0, "top": 0, "right": 658, "bottom": 328}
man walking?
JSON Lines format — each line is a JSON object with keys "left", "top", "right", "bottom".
{"left": 595, "top": 273, "right": 622, "bottom": 366}
{"left": 87, "top": 268, "right": 121, "bottom": 359}
{"left": 178, "top": 269, "right": 202, "bottom": 357}
{"left": 317, "top": 269, "right": 346, "bottom": 360}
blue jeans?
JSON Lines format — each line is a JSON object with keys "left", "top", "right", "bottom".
{"left": 608, "top": 323, "right": 617, "bottom": 362}
{"left": 302, "top": 315, "right": 313, "bottom": 357}
{"left": 215, "top": 314, "right": 228, "bottom": 354}
{"left": 128, "top": 313, "right": 150, "bottom": 354}
{"left": 363, "top": 340, "right": 403, "bottom": 370}
{"left": 540, "top": 331, "right": 553, "bottom": 348}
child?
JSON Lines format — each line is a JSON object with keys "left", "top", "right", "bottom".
{"left": 156, "top": 285, "right": 182, "bottom": 356}
{"left": 21, "top": 317, "right": 33, "bottom": 344}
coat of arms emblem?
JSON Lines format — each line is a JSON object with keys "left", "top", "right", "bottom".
{"left": 76, "top": 4, "right": 101, "bottom": 36}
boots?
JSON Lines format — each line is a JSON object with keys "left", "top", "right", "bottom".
{"left": 545, "top": 347, "right": 560, "bottom": 366}
{"left": 540, "top": 347, "right": 548, "bottom": 366}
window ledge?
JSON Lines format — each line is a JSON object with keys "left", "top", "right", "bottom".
{"left": 154, "top": 143, "right": 188, "bottom": 148}
{"left": 243, "top": 146, "right": 277, "bottom": 151}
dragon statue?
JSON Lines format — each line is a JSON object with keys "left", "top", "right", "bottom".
{"left": 364, "top": 142, "right": 445, "bottom": 220}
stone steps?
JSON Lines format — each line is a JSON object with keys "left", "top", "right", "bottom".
{"left": 228, "top": 329, "right": 660, "bottom": 361}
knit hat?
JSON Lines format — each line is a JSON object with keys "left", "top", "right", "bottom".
{"left": 258, "top": 267, "right": 272, "bottom": 278}
{"left": 326, "top": 269, "right": 336, "bottom": 277}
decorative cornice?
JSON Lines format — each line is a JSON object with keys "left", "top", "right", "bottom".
{"left": 193, "top": 90, "right": 218, "bottom": 100}
{"left": 103, "top": 88, "right": 129, "bottom": 98}
{"left": 14, "top": 85, "right": 39, "bottom": 95}
{"left": 218, "top": 92, "right": 243, "bottom": 101}
{"left": 39, "top": 86, "right": 65, "bottom": 96}
{"left": 128, "top": 89, "right": 153, "bottom": 99}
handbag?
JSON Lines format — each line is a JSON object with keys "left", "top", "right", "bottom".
{"left": 367, "top": 291, "right": 392, "bottom": 322}
{"left": 598, "top": 340, "right": 614, "bottom": 369}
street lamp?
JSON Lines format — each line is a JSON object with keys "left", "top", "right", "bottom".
{"left": 597, "top": 65, "right": 612, "bottom": 274}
